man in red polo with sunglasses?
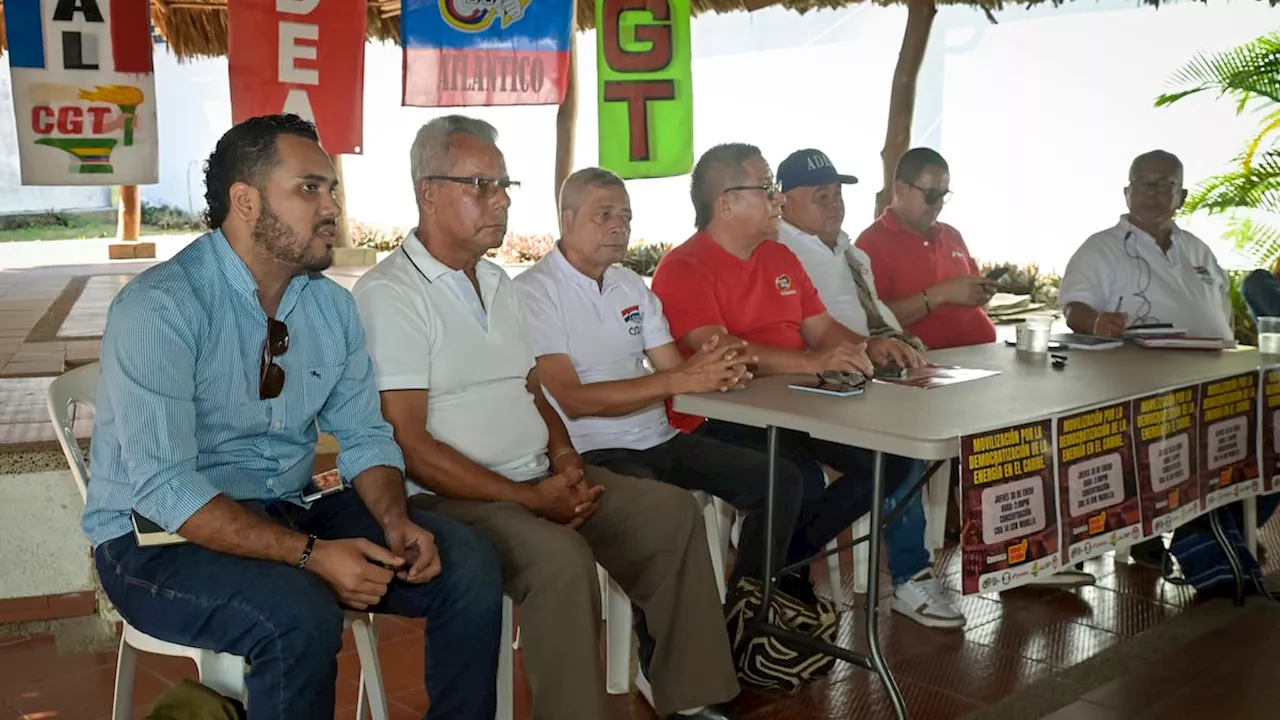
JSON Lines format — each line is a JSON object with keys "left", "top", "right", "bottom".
{"left": 854, "top": 148, "right": 997, "bottom": 350}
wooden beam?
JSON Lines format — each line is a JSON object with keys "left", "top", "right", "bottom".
{"left": 118, "top": 185, "right": 140, "bottom": 241}
{"left": 554, "top": 29, "right": 579, "bottom": 207}
{"left": 330, "top": 153, "right": 352, "bottom": 248}
{"left": 874, "top": 0, "right": 937, "bottom": 218}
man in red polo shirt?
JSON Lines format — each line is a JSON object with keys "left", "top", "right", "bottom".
{"left": 651, "top": 143, "right": 966, "bottom": 629}
{"left": 855, "top": 148, "right": 997, "bottom": 350}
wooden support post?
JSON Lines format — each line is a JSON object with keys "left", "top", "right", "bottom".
{"left": 109, "top": 185, "right": 154, "bottom": 259}
{"left": 554, "top": 29, "right": 579, "bottom": 208}
{"left": 874, "top": 0, "right": 937, "bottom": 218}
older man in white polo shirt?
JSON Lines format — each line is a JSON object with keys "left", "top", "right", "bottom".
{"left": 1061, "top": 149, "right": 1237, "bottom": 576}
{"left": 1060, "top": 149, "right": 1233, "bottom": 340}
{"left": 351, "top": 117, "right": 740, "bottom": 720}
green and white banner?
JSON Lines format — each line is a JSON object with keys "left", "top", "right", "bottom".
{"left": 595, "top": 0, "right": 693, "bottom": 179}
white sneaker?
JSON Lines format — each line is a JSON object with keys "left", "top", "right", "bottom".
{"left": 1022, "top": 569, "right": 1096, "bottom": 588}
{"left": 891, "top": 569, "right": 967, "bottom": 629}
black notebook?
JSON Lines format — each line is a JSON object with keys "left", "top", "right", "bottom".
{"left": 131, "top": 510, "right": 188, "bottom": 547}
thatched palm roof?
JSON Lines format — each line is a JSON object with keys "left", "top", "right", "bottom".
{"left": 1, "top": 0, "right": 1174, "bottom": 60}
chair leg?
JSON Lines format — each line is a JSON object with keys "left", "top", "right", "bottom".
{"left": 496, "top": 596, "right": 515, "bottom": 720}
{"left": 351, "top": 615, "right": 388, "bottom": 720}
{"left": 112, "top": 635, "right": 137, "bottom": 720}
{"left": 851, "top": 514, "right": 871, "bottom": 596}
{"left": 825, "top": 537, "right": 846, "bottom": 607}
{"left": 604, "top": 574, "right": 632, "bottom": 694}
{"left": 924, "top": 459, "right": 952, "bottom": 560}
{"left": 702, "top": 500, "right": 728, "bottom": 601}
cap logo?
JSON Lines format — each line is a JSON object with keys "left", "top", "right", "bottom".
{"left": 807, "top": 153, "right": 833, "bottom": 170}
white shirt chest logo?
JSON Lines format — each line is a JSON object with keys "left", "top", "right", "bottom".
{"left": 620, "top": 304, "right": 644, "bottom": 336}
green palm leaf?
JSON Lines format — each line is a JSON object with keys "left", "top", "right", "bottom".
{"left": 1155, "top": 31, "right": 1280, "bottom": 109}
{"left": 1222, "top": 213, "right": 1280, "bottom": 268}
{"left": 1183, "top": 150, "right": 1280, "bottom": 216}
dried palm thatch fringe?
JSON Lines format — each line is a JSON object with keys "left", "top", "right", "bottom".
{"left": 0, "top": 0, "right": 1218, "bottom": 60}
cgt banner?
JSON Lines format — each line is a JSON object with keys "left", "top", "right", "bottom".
{"left": 3, "top": 0, "right": 158, "bottom": 185}
{"left": 402, "top": 0, "right": 573, "bottom": 107}
{"left": 595, "top": 0, "right": 693, "bottom": 179}
{"left": 228, "top": 0, "right": 367, "bottom": 154}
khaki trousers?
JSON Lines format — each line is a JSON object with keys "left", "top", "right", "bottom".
{"left": 412, "top": 465, "right": 740, "bottom": 719}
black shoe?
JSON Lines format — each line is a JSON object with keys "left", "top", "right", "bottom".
{"left": 662, "top": 706, "right": 742, "bottom": 720}
{"left": 1129, "top": 537, "right": 1166, "bottom": 570}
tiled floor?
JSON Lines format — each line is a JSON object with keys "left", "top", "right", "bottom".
{"left": 2, "top": 525, "right": 1278, "bottom": 720}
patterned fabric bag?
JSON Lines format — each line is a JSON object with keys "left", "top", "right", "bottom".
{"left": 724, "top": 577, "right": 841, "bottom": 693}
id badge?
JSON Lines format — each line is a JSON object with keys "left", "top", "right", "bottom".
{"left": 302, "top": 468, "right": 345, "bottom": 503}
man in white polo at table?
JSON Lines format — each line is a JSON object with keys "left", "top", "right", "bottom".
{"left": 775, "top": 146, "right": 1096, "bottom": 589}
{"left": 1059, "top": 150, "right": 1276, "bottom": 593}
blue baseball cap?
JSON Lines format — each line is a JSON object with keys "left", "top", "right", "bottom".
{"left": 777, "top": 149, "right": 858, "bottom": 192}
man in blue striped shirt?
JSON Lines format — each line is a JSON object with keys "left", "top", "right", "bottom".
{"left": 83, "top": 114, "right": 502, "bottom": 719}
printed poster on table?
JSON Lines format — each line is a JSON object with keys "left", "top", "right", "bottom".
{"left": 1133, "top": 385, "right": 1204, "bottom": 536}
{"left": 1260, "top": 368, "right": 1280, "bottom": 495}
{"left": 402, "top": 0, "right": 573, "bottom": 107}
{"left": 596, "top": 0, "right": 694, "bottom": 179}
{"left": 1199, "top": 372, "right": 1260, "bottom": 510}
{"left": 960, "top": 419, "right": 1062, "bottom": 595}
{"left": 2, "top": 0, "right": 158, "bottom": 185}
{"left": 1055, "top": 402, "right": 1143, "bottom": 564}
{"left": 228, "top": 0, "right": 367, "bottom": 154}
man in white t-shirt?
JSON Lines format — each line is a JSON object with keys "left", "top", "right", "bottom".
{"left": 351, "top": 117, "right": 740, "bottom": 720}
{"left": 1060, "top": 150, "right": 1233, "bottom": 340}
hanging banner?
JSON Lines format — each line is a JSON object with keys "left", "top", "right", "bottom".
{"left": 402, "top": 0, "right": 572, "bottom": 107}
{"left": 1260, "top": 368, "right": 1280, "bottom": 495}
{"left": 2, "top": 0, "right": 158, "bottom": 185}
{"left": 960, "top": 419, "right": 1062, "bottom": 595}
{"left": 228, "top": 0, "right": 367, "bottom": 154}
{"left": 1199, "top": 372, "right": 1260, "bottom": 510}
{"left": 596, "top": 0, "right": 694, "bottom": 179}
{"left": 1133, "top": 385, "right": 1204, "bottom": 536}
{"left": 1055, "top": 402, "right": 1143, "bottom": 565}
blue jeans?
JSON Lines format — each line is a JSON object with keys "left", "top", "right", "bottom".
{"left": 95, "top": 491, "right": 503, "bottom": 720}
{"left": 703, "top": 421, "right": 932, "bottom": 586}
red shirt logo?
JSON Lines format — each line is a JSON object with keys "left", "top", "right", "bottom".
{"left": 775, "top": 274, "right": 795, "bottom": 296}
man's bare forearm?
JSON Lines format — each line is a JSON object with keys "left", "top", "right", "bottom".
{"left": 399, "top": 428, "right": 536, "bottom": 505}
{"left": 549, "top": 373, "right": 673, "bottom": 419}
{"left": 352, "top": 465, "right": 409, "bottom": 526}
{"left": 1064, "top": 302, "right": 1099, "bottom": 334}
{"left": 886, "top": 292, "right": 931, "bottom": 326}
{"left": 176, "top": 495, "right": 308, "bottom": 565}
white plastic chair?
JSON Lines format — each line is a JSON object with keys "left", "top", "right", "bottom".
{"left": 47, "top": 362, "right": 390, "bottom": 719}
{"left": 494, "top": 489, "right": 731, "bottom": 716}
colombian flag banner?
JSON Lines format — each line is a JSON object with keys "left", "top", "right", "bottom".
{"left": 3, "top": 0, "right": 158, "bottom": 185}
{"left": 401, "top": 0, "right": 574, "bottom": 107}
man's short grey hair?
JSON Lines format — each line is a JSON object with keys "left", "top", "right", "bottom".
{"left": 559, "top": 167, "right": 626, "bottom": 215}
{"left": 409, "top": 115, "right": 500, "bottom": 182}
{"left": 1129, "top": 149, "right": 1184, "bottom": 184}
{"left": 690, "top": 143, "right": 763, "bottom": 231}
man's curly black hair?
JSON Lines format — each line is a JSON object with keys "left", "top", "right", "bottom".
{"left": 202, "top": 114, "right": 320, "bottom": 230}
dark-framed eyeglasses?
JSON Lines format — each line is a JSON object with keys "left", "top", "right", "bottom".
{"left": 423, "top": 175, "right": 520, "bottom": 198}
{"left": 260, "top": 318, "right": 289, "bottom": 400}
{"left": 723, "top": 182, "right": 783, "bottom": 201}
{"left": 818, "top": 370, "right": 867, "bottom": 388}
{"left": 1127, "top": 179, "right": 1181, "bottom": 195}
{"left": 906, "top": 182, "right": 952, "bottom": 206}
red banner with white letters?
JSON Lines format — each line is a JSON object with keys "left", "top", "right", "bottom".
{"left": 227, "top": 0, "right": 366, "bottom": 154}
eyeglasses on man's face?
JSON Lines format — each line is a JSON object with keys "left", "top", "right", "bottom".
{"left": 723, "top": 182, "right": 783, "bottom": 202}
{"left": 906, "top": 181, "right": 952, "bottom": 206}
{"left": 424, "top": 175, "right": 521, "bottom": 199}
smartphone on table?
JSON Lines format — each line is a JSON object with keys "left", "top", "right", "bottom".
{"left": 789, "top": 371, "right": 867, "bottom": 397}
